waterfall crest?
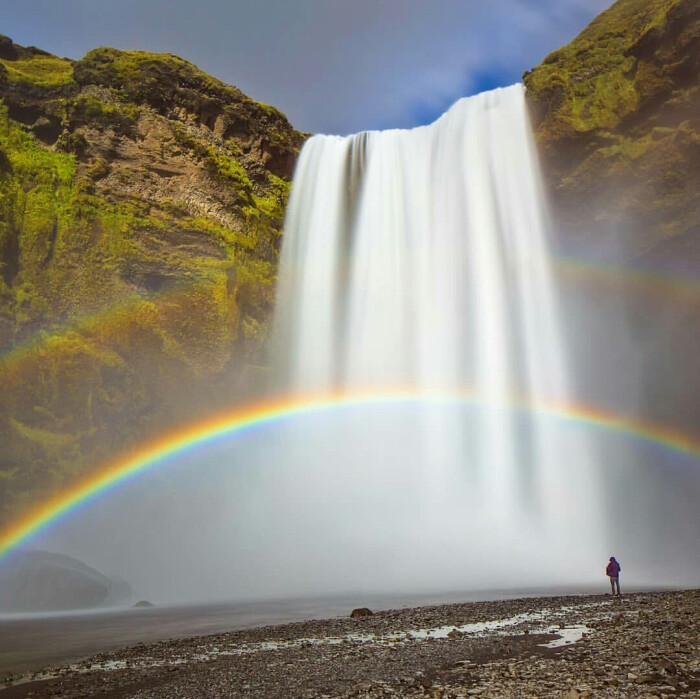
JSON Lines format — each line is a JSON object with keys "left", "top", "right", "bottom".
{"left": 277, "top": 85, "right": 564, "bottom": 398}
{"left": 270, "top": 84, "right": 602, "bottom": 592}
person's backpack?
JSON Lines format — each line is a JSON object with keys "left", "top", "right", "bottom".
{"left": 606, "top": 560, "right": 619, "bottom": 576}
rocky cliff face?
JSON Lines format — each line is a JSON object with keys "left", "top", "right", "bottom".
{"left": 2, "top": 1, "right": 699, "bottom": 531}
{"left": 0, "top": 37, "right": 304, "bottom": 526}
{"left": 525, "top": 0, "right": 700, "bottom": 439}
{"left": 525, "top": 0, "right": 700, "bottom": 262}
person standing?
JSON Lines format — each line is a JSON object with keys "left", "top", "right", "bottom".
{"left": 606, "top": 556, "right": 621, "bottom": 595}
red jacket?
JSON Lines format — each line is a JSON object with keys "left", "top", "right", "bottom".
{"left": 606, "top": 560, "right": 621, "bottom": 577}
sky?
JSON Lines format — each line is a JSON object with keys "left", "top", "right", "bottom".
{"left": 3, "top": 0, "right": 613, "bottom": 135}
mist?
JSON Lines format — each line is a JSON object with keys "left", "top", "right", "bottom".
{"left": 31, "top": 399, "right": 700, "bottom": 605}
{"left": 24, "top": 85, "right": 700, "bottom": 607}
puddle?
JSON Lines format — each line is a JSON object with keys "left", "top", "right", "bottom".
{"left": 541, "top": 624, "right": 590, "bottom": 648}
{"left": 4, "top": 600, "right": 611, "bottom": 687}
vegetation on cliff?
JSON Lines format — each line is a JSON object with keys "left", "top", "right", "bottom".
{"left": 525, "top": 0, "right": 700, "bottom": 443}
{"left": 0, "top": 36, "right": 304, "bottom": 526}
{"left": 524, "top": 0, "right": 700, "bottom": 258}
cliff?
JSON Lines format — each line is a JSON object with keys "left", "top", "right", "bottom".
{"left": 2, "top": 0, "right": 700, "bottom": 529}
{"left": 524, "top": 0, "right": 700, "bottom": 262}
{"left": 525, "top": 0, "right": 700, "bottom": 440}
{"left": 0, "top": 37, "right": 304, "bottom": 525}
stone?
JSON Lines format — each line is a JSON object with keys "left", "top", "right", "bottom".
{"left": 637, "top": 674, "right": 657, "bottom": 684}
{"left": 350, "top": 608, "right": 373, "bottom": 618}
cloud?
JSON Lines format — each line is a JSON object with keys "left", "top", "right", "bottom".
{"left": 3, "top": 0, "right": 612, "bottom": 133}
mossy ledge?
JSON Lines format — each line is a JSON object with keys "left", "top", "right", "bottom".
{"left": 0, "top": 35, "right": 305, "bottom": 526}
{"left": 524, "top": 0, "right": 700, "bottom": 262}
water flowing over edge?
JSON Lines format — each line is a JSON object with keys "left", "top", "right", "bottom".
{"left": 266, "top": 84, "right": 605, "bottom": 591}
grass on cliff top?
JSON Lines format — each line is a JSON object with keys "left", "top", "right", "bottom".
{"left": 0, "top": 55, "right": 74, "bottom": 87}
{"left": 77, "top": 47, "right": 244, "bottom": 104}
{"left": 75, "top": 47, "right": 290, "bottom": 122}
{"left": 525, "top": 0, "right": 683, "bottom": 135}
{"left": 78, "top": 47, "right": 222, "bottom": 86}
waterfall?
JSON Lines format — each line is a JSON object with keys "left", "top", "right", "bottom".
{"left": 270, "top": 84, "right": 603, "bottom": 593}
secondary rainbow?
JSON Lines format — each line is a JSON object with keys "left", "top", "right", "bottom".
{"left": 1, "top": 389, "right": 699, "bottom": 562}
{"left": 5, "top": 255, "right": 700, "bottom": 371}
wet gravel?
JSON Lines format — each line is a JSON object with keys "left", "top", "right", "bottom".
{"left": 2, "top": 589, "right": 698, "bottom": 697}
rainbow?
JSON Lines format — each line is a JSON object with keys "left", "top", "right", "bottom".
{"left": 1, "top": 388, "right": 699, "bottom": 562}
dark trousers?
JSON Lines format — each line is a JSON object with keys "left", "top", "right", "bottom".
{"left": 609, "top": 576, "right": 620, "bottom": 595}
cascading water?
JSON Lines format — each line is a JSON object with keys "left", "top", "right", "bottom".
{"left": 269, "top": 84, "right": 603, "bottom": 594}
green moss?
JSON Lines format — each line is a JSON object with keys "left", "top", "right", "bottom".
{"left": 525, "top": 0, "right": 700, "bottom": 262}
{"left": 74, "top": 47, "right": 244, "bottom": 108}
{"left": 525, "top": 0, "right": 683, "bottom": 138}
{"left": 183, "top": 216, "right": 255, "bottom": 255}
{"left": 171, "top": 123, "right": 209, "bottom": 159}
{"left": 0, "top": 38, "right": 301, "bottom": 526}
{"left": 69, "top": 95, "right": 140, "bottom": 133}
{"left": 0, "top": 105, "right": 75, "bottom": 185}
{"left": 0, "top": 102, "right": 243, "bottom": 339}
{"left": 255, "top": 101, "right": 288, "bottom": 121}
{"left": 239, "top": 173, "right": 291, "bottom": 259}
{"left": 72, "top": 46, "right": 302, "bottom": 159}
{"left": 170, "top": 124, "right": 254, "bottom": 202}
{"left": 204, "top": 146, "right": 253, "bottom": 200}
{"left": 0, "top": 55, "right": 74, "bottom": 87}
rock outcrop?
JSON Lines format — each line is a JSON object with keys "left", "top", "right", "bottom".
{"left": 524, "top": 0, "right": 700, "bottom": 444}
{"left": 0, "top": 36, "right": 304, "bottom": 526}
{"left": 525, "top": 0, "right": 700, "bottom": 262}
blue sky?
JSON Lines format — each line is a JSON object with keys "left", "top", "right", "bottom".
{"left": 2, "top": 0, "right": 612, "bottom": 134}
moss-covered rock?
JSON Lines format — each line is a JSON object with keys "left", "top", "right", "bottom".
{"left": 525, "top": 0, "right": 700, "bottom": 447}
{"left": 73, "top": 48, "right": 299, "bottom": 179}
{"left": 0, "top": 36, "right": 74, "bottom": 88}
{"left": 0, "top": 37, "right": 305, "bottom": 527}
{"left": 525, "top": 0, "right": 700, "bottom": 260}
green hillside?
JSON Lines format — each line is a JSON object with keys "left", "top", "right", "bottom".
{"left": 525, "top": 0, "right": 700, "bottom": 258}
{"left": 0, "top": 37, "right": 303, "bottom": 525}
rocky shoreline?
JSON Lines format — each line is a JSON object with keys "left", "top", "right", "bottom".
{"left": 2, "top": 590, "right": 699, "bottom": 698}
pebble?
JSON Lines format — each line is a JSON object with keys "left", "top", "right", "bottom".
{"left": 3, "top": 590, "right": 699, "bottom": 698}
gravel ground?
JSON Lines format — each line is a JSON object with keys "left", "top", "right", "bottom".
{"left": 1, "top": 589, "right": 698, "bottom": 698}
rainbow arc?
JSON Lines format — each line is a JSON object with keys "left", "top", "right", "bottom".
{"left": 1, "top": 389, "right": 699, "bottom": 562}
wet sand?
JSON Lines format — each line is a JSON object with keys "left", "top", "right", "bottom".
{"left": 0, "top": 586, "right": 605, "bottom": 676}
{"left": 1, "top": 589, "right": 698, "bottom": 697}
